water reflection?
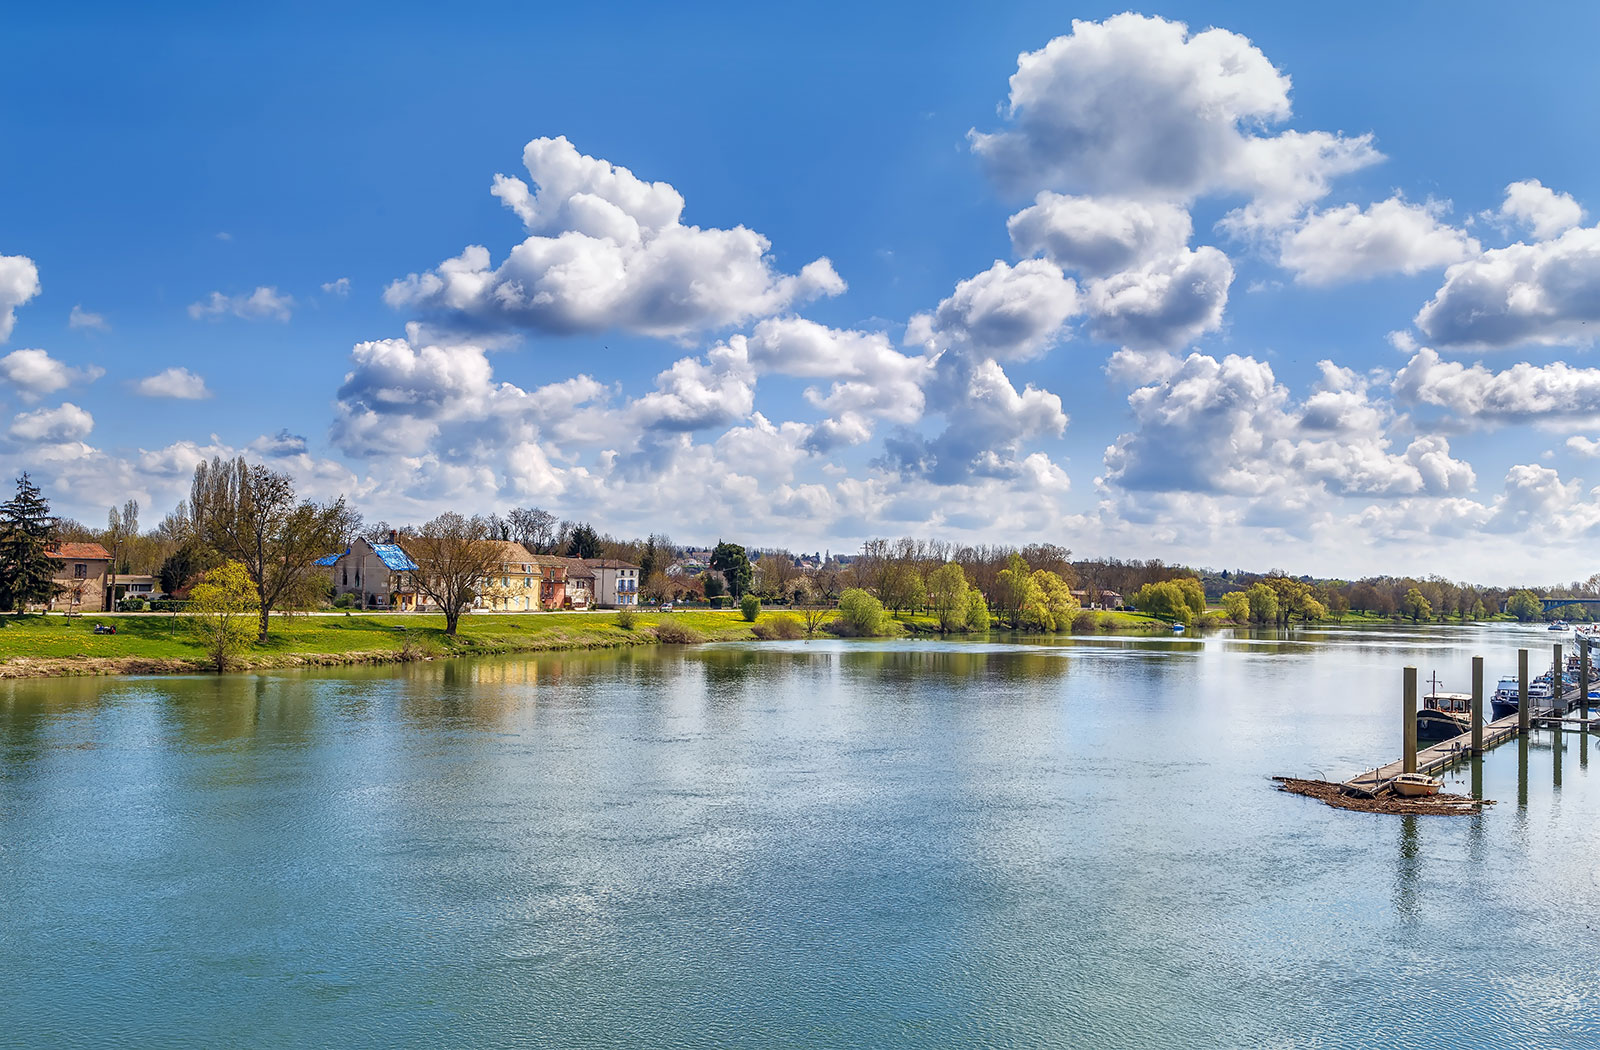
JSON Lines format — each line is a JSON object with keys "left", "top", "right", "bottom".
{"left": 1394, "top": 815, "right": 1421, "bottom": 922}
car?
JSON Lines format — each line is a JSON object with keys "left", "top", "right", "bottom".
{"left": 660, "top": 603, "right": 673, "bottom": 611}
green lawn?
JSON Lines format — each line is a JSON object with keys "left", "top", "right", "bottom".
{"left": 0, "top": 609, "right": 760, "bottom": 674}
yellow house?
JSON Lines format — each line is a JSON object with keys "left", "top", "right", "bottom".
{"left": 477, "top": 540, "right": 542, "bottom": 612}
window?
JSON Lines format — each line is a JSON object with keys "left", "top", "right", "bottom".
{"left": 342, "top": 568, "right": 348, "bottom": 585}
{"left": 73, "top": 563, "right": 87, "bottom": 579}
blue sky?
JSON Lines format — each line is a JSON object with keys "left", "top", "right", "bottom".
{"left": 6, "top": 2, "right": 1600, "bottom": 580}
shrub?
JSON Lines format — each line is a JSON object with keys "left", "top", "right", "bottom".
{"left": 653, "top": 619, "right": 706, "bottom": 644}
{"left": 117, "top": 598, "right": 149, "bottom": 612}
{"left": 396, "top": 632, "right": 441, "bottom": 662}
{"left": 740, "top": 594, "right": 761, "bottom": 621}
{"left": 751, "top": 614, "right": 803, "bottom": 640}
{"left": 332, "top": 593, "right": 356, "bottom": 609}
{"left": 614, "top": 606, "right": 638, "bottom": 630}
{"left": 1071, "top": 609, "right": 1100, "bottom": 633}
{"left": 827, "top": 588, "right": 889, "bottom": 637}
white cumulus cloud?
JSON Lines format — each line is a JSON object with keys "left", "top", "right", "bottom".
{"left": 1084, "top": 247, "right": 1233, "bottom": 351}
{"left": 1007, "top": 194, "right": 1193, "bottom": 276}
{"left": 384, "top": 136, "right": 844, "bottom": 339}
{"left": 1277, "top": 197, "right": 1478, "bottom": 286}
{"left": 1415, "top": 226, "right": 1600, "bottom": 348}
{"left": 1393, "top": 346, "right": 1600, "bottom": 426}
{"left": 10, "top": 402, "right": 94, "bottom": 443}
{"left": 1498, "top": 179, "right": 1584, "bottom": 240}
{"left": 969, "top": 13, "right": 1378, "bottom": 214}
{"left": 0, "top": 348, "right": 104, "bottom": 399}
{"left": 135, "top": 367, "right": 212, "bottom": 400}
{"left": 905, "top": 259, "right": 1080, "bottom": 361}
{"left": 0, "top": 253, "right": 42, "bottom": 342}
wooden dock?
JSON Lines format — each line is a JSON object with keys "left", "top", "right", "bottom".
{"left": 1344, "top": 685, "right": 1588, "bottom": 798}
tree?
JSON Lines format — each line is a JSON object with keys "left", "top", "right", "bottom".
{"left": 993, "top": 552, "right": 1033, "bottom": 628}
{"left": 1024, "top": 570, "right": 1078, "bottom": 631}
{"left": 507, "top": 507, "right": 558, "bottom": 550}
{"left": 187, "top": 560, "right": 259, "bottom": 671}
{"left": 710, "top": 541, "right": 753, "bottom": 599}
{"left": 0, "top": 474, "right": 61, "bottom": 613}
{"left": 1131, "top": 580, "right": 1195, "bottom": 625}
{"left": 964, "top": 587, "right": 992, "bottom": 631}
{"left": 1246, "top": 583, "right": 1279, "bottom": 625}
{"left": 834, "top": 588, "right": 888, "bottom": 636}
{"left": 158, "top": 542, "right": 209, "bottom": 596}
{"left": 740, "top": 593, "right": 761, "bottom": 621}
{"left": 702, "top": 570, "right": 726, "bottom": 599}
{"left": 1221, "top": 590, "right": 1250, "bottom": 623}
{"left": 926, "top": 562, "right": 971, "bottom": 634}
{"left": 1401, "top": 586, "right": 1432, "bottom": 622}
{"left": 104, "top": 498, "right": 139, "bottom": 608}
{"left": 566, "top": 522, "right": 601, "bottom": 559}
{"left": 189, "top": 456, "right": 355, "bottom": 641}
{"left": 878, "top": 560, "right": 927, "bottom": 616}
{"left": 1506, "top": 589, "right": 1543, "bottom": 622}
{"left": 406, "top": 513, "right": 500, "bottom": 635}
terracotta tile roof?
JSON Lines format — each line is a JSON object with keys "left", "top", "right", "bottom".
{"left": 47, "top": 542, "right": 111, "bottom": 560}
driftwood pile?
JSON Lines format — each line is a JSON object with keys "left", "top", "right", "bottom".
{"left": 1274, "top": 776, "right": 1491, "bottom": 816}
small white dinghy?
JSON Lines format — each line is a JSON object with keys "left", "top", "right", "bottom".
{"left": 1392, "top": 772, "right": 1443, "bottom": 798}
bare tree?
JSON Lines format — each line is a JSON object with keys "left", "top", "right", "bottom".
{"left": 104, "top": 499, "right": 138, "bottom": 609}
{"left": 506, "top": 507, "right": 558, "bottom": 550}
{"left": 406, "top": 512, "right": 499, "bottom": 636}
{"left": 189, "top": 456, "right": 355, "bottom": 641}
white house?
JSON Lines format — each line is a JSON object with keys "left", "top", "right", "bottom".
{"left": 584, "top": 558, "right": 641, "bottom": 607}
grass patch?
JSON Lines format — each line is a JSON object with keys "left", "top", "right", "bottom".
{"left": 0, "top": 609, "right": 758, "bottom": 677}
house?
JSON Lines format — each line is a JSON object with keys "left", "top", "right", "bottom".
{"left": 562, "top": 559, "right": 594, "bottom": 609}
{"left": 527, "top": 554, "right": 572, "bottom": 610}
{"left": 475, "top": 540, "right": 543, "bottom": 612}
{"left": 315, "top": 536, "right": 421, "bottom": 610}
{"left": 585, "top": 558, "right": 641, "bottom": 608}
{"left": 44, "top": 541, "right": 112, "bottom": 613}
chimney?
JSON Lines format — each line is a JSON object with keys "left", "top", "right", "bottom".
{"left": 389, "top": 529, "right": 398, "bottom": 544}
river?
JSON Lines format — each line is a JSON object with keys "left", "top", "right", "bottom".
{"left": 2, "top": 625, "right": 1598, "bottom": 1048}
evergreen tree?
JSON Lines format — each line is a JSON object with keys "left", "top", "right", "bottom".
{"left": 710, "top": 540, "right": 753, "bottom": 598}
{"left": 566, "top": 522, "right": 601, "bottom": 559}
{"left": 0, "top": 473, "right": 61, "bottom": 612}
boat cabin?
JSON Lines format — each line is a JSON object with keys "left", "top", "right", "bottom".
{"left": 1423, "top": 691, "right": 1472, "bottom": 715}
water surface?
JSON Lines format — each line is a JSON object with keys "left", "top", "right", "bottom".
{"left": 2, "top": 624, "right": 1597, "bottom": 1048}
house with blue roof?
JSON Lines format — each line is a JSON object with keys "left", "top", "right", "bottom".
{"left": 315, "top": 532, "right": 422, "bottom": 611}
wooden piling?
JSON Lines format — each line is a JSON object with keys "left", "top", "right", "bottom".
{"left": 1581, "top": 636, "right": 1591, "bottom": 721}
{"left": 1472, "top": 656, "right": 1484, "bottom": 753}
{"left": 1554, "top": 643, "right": 1563, "bottom": 715}
{"left": 1403, "top": 666, "right": 1418, "bottom": 775}
{"left": 1519, "top": 648, "right": 1530, "bottom": 732}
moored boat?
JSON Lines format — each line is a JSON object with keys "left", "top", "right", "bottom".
{"left": 1490, "top": 676, "right": 1521, "bottom": 720}
{"left": 1417, "top": 690, "right": 1474, "bottom": 742}
{"left": 1393, "top": 772, "right": 1443, "bottom": 798}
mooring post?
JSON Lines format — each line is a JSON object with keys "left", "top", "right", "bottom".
{"left": 1403, "top": 666, "right": 1418, "bottom": 775}
{"left": 1472, "top": 656, "right": 1484, "bottom": 753}
{"left": 1581, "top": 636, "right": 1591, "bottom": 721}
{"left": 1517, "top": 736, "right": 1529, "bottom": 808}
{"left": 1519, "top": 648, "right": 1530, "bottom": 733}
{"left": 1554, "top": 643, "right": 1564, "bottom": 714}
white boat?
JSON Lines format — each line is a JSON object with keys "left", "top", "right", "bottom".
{"left": 1393, "top": 772, "right": 1443, "bottom": 798}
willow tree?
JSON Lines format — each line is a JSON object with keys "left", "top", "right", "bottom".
{"left": 189, "top": 456, "right": 354, "bottom": 641}
{"left": 406, "top": 512, "right": 500, "bottom": 636}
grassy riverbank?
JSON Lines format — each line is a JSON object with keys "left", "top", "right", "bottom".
{"left": 0, "top": 604, "right": 1218, "bottom": 680}
{"left": 0, "top": 610, "right": 761, "bottom": 678}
